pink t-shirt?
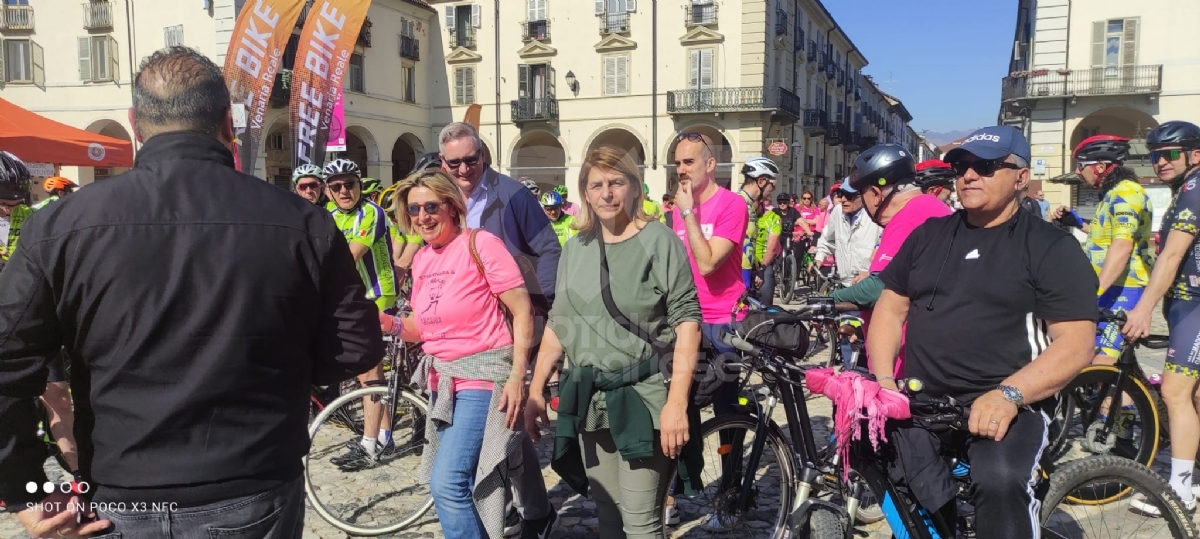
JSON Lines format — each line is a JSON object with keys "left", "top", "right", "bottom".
{"left": 411, "top": 230, "right": 524, "bottom": 392}
{"left": 561, "top": 200, "right": 580, "bottom": 217}
{"left": 673, "top": 187, "right": 749, "bottom": 323}
{"left": 814, "top": 208, "right": 830, "bottom": 233}
{"left": 868, "top": 194, "right": 953, "bottom": 273}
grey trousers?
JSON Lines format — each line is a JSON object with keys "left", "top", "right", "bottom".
{"left": 92, "top": 477, "right": 305, "bottom": 539}
{"left": 510, "top": 435, "right": 554, "bottom": 519}
{"left": 581, "top": 429, "right": 676, "bottom": 539}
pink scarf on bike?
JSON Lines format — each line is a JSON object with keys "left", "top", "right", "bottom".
{"left": 805, "top": 367, "right": 910, "bottom": 480}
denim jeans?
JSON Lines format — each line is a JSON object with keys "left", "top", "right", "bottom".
{"left": 757, "top": 264, "right": 776, "bottom": 307}
{"left": 92, "top": 476, "right": 305, "bottom": 539}
{"left": 429, "top": 390, "right": 492, "bottom": 539}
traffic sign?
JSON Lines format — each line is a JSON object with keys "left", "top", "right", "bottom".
{"left": 768, "top": 141, "right": 788, "bottom": 156}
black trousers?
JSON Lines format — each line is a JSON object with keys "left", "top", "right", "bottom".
{"left": 888, "top": 406, "right": 1050, "bottom": 539}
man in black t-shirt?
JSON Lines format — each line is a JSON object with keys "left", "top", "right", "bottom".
{"left": 867, "top": 126, "right": 1097, "bottom": 539}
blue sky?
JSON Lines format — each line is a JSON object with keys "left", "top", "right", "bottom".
{"left": 823, "top": 0, "right": 1017, "bottom": 134}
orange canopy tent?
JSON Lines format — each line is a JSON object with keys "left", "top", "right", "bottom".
{"left": 0, "top": 97, "right": 133, "bottom": 168}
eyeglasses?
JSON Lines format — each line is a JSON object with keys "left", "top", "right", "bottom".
{"left": 676, "top": 132, "right": 715, "bottom": 159}
{"left": 836, "top": 191, "right": 859, "bottom": 201}
{"left": 1150, "top": 149, "right": 1186, "bottom": 163}
{"left": 1074, "top": 161, "right": 1098, "bottom": 172}
{"left": 296, "top": 182, "right": 322, "bottom": 192}
{"left": 441, "top": 151, "right": 482, "bottom": 169}
{"left": 801, "top": 196, "right": 813, "bottom": 201}
{"left": 406, "top": 202, "right": 447, "bottom": 216}
{"left": 327, "top": 180, "right": 358, "bottom": 192}
{"left": 951, "top": 159, "right": 1022, "bottom": 177}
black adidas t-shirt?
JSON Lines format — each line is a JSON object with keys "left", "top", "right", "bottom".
{"left": 880, "top": 210, "right": 1098, "bottom": 403}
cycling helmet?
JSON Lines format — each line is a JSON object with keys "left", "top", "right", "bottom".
{"left": 410, "top": 152, "right": 441, "bottom": 175}
{"left": 913, "top": 160, "right": 956, "bottom": 189}
{"left": 360, "top": 177, "right": 381, "bottom": 195}
{"left": 741, "top": 156, "right": 780, "bottom": 179}
{"left": 540, "top": 191, "right": 563, "bottom": 207}
{"left": 1073, "top": 135, "right": 1130, "bottom": 164}
{"left": 380, "top": 189, "right": 397, "bottom": 213}
{"left": 553, "top": 184, "right": 568, "bottom": 197}
{"left": 520, "top": 177, "right": 540, "bottom": 197}
{"left": 292, "top": 164, "right": 323, "bottom": 184}
{"left": 0, "top": 151, "right": 32, "bottom": 201}
{"left": 847, "top": 144, "right": 916, "bottom": 192}
{"left": 776, "top": 192, "right": 791, "bottom": 203}
{"left": 829, "top": 183, "right": 842, "bottom": 196}
{"left": 322, "top": 158, "right": 361, "bottom": 179}
{"left": 1146, "top": 121, "right": 1200, "bottom": 150}
{"left": 43, "top": 177, "right": 76, "bottom": 192}
{"left": 642, "top": 183, "right": 650, "bottom": 195}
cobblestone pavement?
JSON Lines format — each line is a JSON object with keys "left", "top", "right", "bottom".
{"left": 0, "top": 305, "right": 1183, "bottom": 538}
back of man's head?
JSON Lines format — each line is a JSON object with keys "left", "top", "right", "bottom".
{"left": 131, "top": 47, "right": 230, "bottom": 141}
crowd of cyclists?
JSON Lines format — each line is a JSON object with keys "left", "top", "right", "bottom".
{"left": 6, "top": 106, "right": 1200, "bottom": 538}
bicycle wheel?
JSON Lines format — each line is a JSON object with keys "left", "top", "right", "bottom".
{"left": 305, "top": 386, "right": 433, "bottom": 535}
{"left": 1040, "top": 456, "right": 1198, "bottom": 539}
{"left": 1045, "top": 366, "right": 1162, "bottom": 503}
{"left": 670, "top": 415, "right": 796, "bottom": 539}
{"left": 782, "top": 253, "right": 799, "bottom": 305}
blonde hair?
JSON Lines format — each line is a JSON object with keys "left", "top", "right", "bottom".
{"left": 575, "top": 145, "right": 652, "bottom": 239}
{"left": 392, "top": 169, "right": 468, "bottom": 234}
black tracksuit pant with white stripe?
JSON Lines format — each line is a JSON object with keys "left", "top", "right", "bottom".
{"left": 888, "top": 407, "right": 1050, "bottom": 539}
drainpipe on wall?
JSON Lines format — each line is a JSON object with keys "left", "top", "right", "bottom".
{"left": 651, "top": 0, "right": 658, "bottom": 170}
{"left": 494, "top": 0, "right": 502, "bottom": 170}
{"left": 1060, "top": 0, "right": 1072, "bottom": 178}
{"left": 126, "top": 0, "right": 139, "bottom": 151}
{"left": 790, "top": 0, "right": 798, "bottom": 177}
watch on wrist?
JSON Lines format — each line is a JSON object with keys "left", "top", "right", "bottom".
{"left": 680, "top": 208, "right": 695, "bottom": 218}
{"left": 997, "top": 384, "right": 1024, "bottom": 408}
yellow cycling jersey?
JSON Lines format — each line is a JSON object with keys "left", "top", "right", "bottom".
{"left": 1084, "top": 179, "right": 1155, "bottom": 288}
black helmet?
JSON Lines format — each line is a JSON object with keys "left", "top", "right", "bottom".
{"left": 1147, "top": 121, "right": 1200, "bottom": 150}
{"left": 848, "top": 144, "right": 916, "bottom": 192}
{"left": 0, "top": 151, "right": 32, "bottom": 202}
{"left": 1073, "top": 135, "right": 1130, "bottom": 163}
{"left": 409, "top": 151, "right": 442, "bottom": 175}
{"left": 776, "top": 192, "right": 791, "bottom": 203}
{"left": 914, "top": 159, "right": 956, "bottom": 189}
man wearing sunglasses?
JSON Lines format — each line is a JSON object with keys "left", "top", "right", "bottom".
{"left": 292, "top": 164, "right": 325, "bottom": 205}
{"left": 813, "top": 184, "right": 881, "bottom": 290}
{"left": 869, "top": 126, "right": 1097, "bottom": 539}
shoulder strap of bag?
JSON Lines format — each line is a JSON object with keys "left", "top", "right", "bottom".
{"left": 597, "top": 236, "right": 666, "bottom": 352}
{"left": 468, "top": 228, "right": 487, "bottom": 280}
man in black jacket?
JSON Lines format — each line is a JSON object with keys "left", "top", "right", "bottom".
{"left": 1, "top": 47, "right": 382, "bottom": 538}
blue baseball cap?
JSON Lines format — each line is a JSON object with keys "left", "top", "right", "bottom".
{"left": 837, "top": 178, "right": 859, "bottom": 194}
{"left": 944, "top": 126, "right": 1031, "bottom": 165}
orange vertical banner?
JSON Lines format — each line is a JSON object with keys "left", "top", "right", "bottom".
{"left": 222, "top": 0, "right": 305, "bottom": 177}
{"left": 290, "top": 0, "right": 371, "bottom": 170}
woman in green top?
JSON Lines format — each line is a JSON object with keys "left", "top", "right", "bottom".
{"left": 525, "top": 146, "right": 702, "bottom": 538}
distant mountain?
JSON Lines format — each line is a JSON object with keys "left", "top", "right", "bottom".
{"left": 924, "top": 129, "right": 980, "bottom": 146}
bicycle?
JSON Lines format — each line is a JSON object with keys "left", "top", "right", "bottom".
{"left": 845, "top": 380, "right": 1197, "bottom": 539}
{"left": 1042, "top": 309, "right": 1169, "bottom": 504}
{"left": 304, "top": 333, "right": 433, "bottom": 535}
{"left": 773, "top": 235, "right": 800, "bottom": 305}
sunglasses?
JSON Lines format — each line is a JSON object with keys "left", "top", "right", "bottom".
{"left": 296, "top": 182, "right": 322, "bottom": 192}
{"left": 676, "top": 132, "right": 715, "bottom": 158}
{"left": 951, "top": 159, "right": 1021, "bottom": 177}
{"left": 1150, "top": 149, "right": 1186, "bottom": 163}
{"left": 406, "top": 201, "right": 447, "bottom": 216}
{"left": 441, "top": 151, "right": 482, "bottom": 169}
{"left": 1074, "top": 161, "right": 1098, "bottom": 172}
{"left": 837, "top": 190, "right": 859, "bottom": 200}
{"left": 327, "top": 180, "right": 358, "bottom": 192}
{"left": 802, "top": 196, "right": 813, "bottom": 201}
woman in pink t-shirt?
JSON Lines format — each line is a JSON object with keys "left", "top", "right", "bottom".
{"left": 381, "top": 170, "right": 533, "bottom": 539}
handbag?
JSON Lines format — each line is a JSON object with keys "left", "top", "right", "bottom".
{"left": 468, "top": 229, "right": 547, "bottom": 345}
{"left": 596, "top": 235, "right": 726, "bottom": 408}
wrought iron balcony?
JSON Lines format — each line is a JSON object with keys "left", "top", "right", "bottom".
{"left": 836, "top": 67, "right": 845, "bottom": 87}
{"left": 795, "top": 27, "right": 804, "bottom": 51}
{"left": 1001, "top": 65, "right": 1163, "bottom": 101}
{"left": 83, "top": 1, "right": 112, "bottom": 30}
{"left": 835, "top": 164, "right": 844, "bottom": 178}
{"left": 817, "top": 53, "right": 830, "bottom": 73}
{"left": 803, "top": 160, "right": 814, "bottom": 174}
{"left": 601, "top": 12, "right": 630, "bottom": 34}
{"left": 859, "top": 135, "right": 878, "bottom": 149}
{"left": 2, "top": 4, "right": 34, "bottom": 30}
{"left": 666, "top": 87, "right": 800, "bottom": 119}
{"left": 825, "top": 59, "right": 836, "bottom": 78}
{"left": 685, "top": 4, "right": 717, "bottom": 27}
{"left": 827, "top": 123, "right": 847, "bottom": 146}
{"left": 522, "top": 20, "right": 550, "bottom": 41}
{"left": 452, "top": 27, "right": 476, "bottom": 48}
{"left": 400, "top": 36, "right": 419, "bottom": 60}
{"left": 803, "top": 109, "right": 828, "bottom": 134}
{"left": 807, "top": 41, "right": 817, "bottom": 62}
{"left": 269, "top": 69, "right": 292, "bottom": 108}
{"left": 358, "top": 17, "right": 372, "bottom": 47}
{"left": 844, "top": 134, "right": 862, "bottom": 152}
{"left": 774, "top": 9, "right": 787, "bottom": 35}
{"left": 511, "top": 97, "right": 559, "bottom": 123}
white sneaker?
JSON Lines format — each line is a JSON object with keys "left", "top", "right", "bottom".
{"left": 701, "top": 513, "right": 736, "bottom": 531}
{"left": 664, "top": 496, "right": 680, "bottom": 526}
{"left": 1131, "top": 494, "right": 1196, "bottom": 517}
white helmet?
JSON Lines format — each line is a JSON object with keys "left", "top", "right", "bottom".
{"left": 519, "top": 177, "right": 540, "bottom": 197}
{"left": 292, "top": 164, "right": 323, "bottom": 185}
{"left": 322, "top": 159, "right": 361, "bottom": 179}
{"left": 741, "top": 157, "right": 780, "bottom": 180}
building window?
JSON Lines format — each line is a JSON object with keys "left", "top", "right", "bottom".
{"left": 517, "top": 63, "right": 554, "bottom": 99}
{"left": 401, "top": 65, "right": 415, "bottom": 103}
{"left": 164, "top": 25, "right": 185, "bottom": 47}
{"left": 1093, "top": 18, "right": 1137, "bottom": 77}
{"left": 455, "top": 66, "right": 475, "bottom": 105}
{"left": 2, "top": 39, "right": 37, "bottom": 83}
{"left": 688, "top": 48, "right": 713, "bottom": 90}
{"left": 266, "top": 132, "right": 284, "bottom": 151}
{"left": 347, "top": 53, "right": 364, "bottom": 92}
{"left": 77, "top": 35, "right": 118, "bottom": 82}
{"left": 604, "top": 55, "right": 628, "bottom": 96}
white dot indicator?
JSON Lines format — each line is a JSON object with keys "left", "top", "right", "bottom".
{"left": 25, "top": 482, "right": 37, "bottom": 494}
{"left": 42, "top": 481, "right": 55, "bottom": 494}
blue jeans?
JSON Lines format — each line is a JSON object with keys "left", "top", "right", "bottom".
{"left": 757, "top": 264, "right": 776, "bottom": 307}
{"left": 94, "top": 477, "right": 305, "bottom": 538}
{"left": 430, "top": 390, "right": 492, "bottom": 539}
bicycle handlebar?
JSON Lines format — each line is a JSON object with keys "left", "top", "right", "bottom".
{"left": 1097, "top": 309, "right": 1170, "bottom": 349}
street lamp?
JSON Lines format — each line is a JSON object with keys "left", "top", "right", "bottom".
{"left": 565, "top": 70, "right": 578, "bottom": 94}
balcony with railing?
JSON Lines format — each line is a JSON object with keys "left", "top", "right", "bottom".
{"left": 836, "top": 67, "right": 845, "bottom": 87}
{"left": 666, "top": 87, "right": 800, "bottom": 119}
{"left": 816, "top": 159, "right": 827, "bottom": 179}
{"left": 451, "top": 26, "right": 476, "bottom": 48}
{"left": 511, "top": 97, "right": 559, "bottom": 123}
{"left": 844, "top": 133, "right": 862, "bottom": 152}
{"left": 803, "top": 109, "right": 828, "bottom": 134}
{"left": 803, "top": 159, "right": 814, "bottom": 174}
{"left": 827, "top": 123, "right": 847, "bottom": 146}
{"left": 2, "top": 4, "right": 34, "bottom": 30}
{"left": 834, "top": 164, "right": 844, "bottom": 178}
{"left": 357, "top": 17, "right": 372, "bottom": 47}
{"left": 83, "top": 1, "right": 112, "bottom": 30}
{"left": 685, "top": 3, "right": 717, "bottom": 27}
{"left": 601, "top": 12, "right": 630, "bottom": 34}
{"left": 1000, "top": 65, "right": 1163, "bottom": 101}
{"left": 859, "top": 135, "right": 878, "bottom": 148}
{"left": 795, "top": 27, "right": 804, "bottom": 51}
{"left": 400, "top": 35, "right": 419, "bottom": 60}
{"left": 774, "top": 8, "right": 787, "bottom": 35}
{"left": 824, "top": 59, "right": 836, "bottom": 78}
{"left": 522, "top": 19, "right": 550, "bottom": 41}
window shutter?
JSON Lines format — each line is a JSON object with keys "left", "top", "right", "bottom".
{"left": 1090, "top": 20, "right": 1104, "bottom": 68}
{"left": 616, "top": 56, "right": 628, "bottom": 95}
{"left": 547, "top": 65, "right": 556, "bottom": 98}
{"left": 689, "top": 49, "right": 699, "bottom": 89}
{"left": 455, "top": 67, "right": 464, "bottom": 104}
{"left": 445, "top": 6, "right": 455, "bottom": 29}
{"left": 78, "top": 36, "right": 92, "bottom": 82}
{"left": 594, "top": 0, "right": 604, "bottom": 15}
{"left": 700, "top": 49, "right": 713, "bottom": 89}
{"left": 1122, "top": 18, "right": 1138, "bottom": 66}
{"left": 31, "top": 40, "right": 43, "bottom": 89}
{"left": 604, "top": 56, "right": 616, "bottom": 95}
{"left": 518, "top": 64, "right": 530, "bottom": 97}
{"left": 471, "top": 4, "right": 481, "bottom": 28}
{"left": 0, "top": 40, "right": 5, "bottom": 83}
{"left": 626, "top": 0, "right": 636, "bottom": 12}
{"left": 465, "top": 67, "right": 475, "bottom": 104}
{"left": 109, "top": 36, "right": 119, "bottom": 82}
